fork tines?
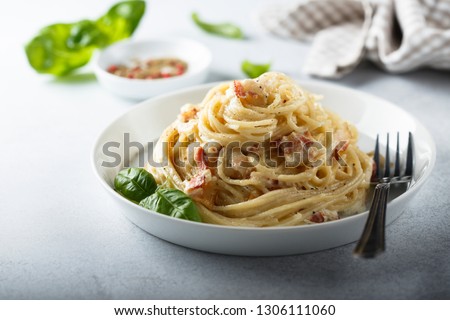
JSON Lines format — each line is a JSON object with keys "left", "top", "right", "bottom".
{"left": 354, "top": 132, "right": 414, "bottom": 258}
{"left": 372, "top": 132, "right": 414, "bottom": 183}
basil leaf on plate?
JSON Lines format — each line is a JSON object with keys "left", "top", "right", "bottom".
{"left": 191, "top": 12, "right": 243, "bottom": 39}
{"left": 114, "top": 167, "right": 157, "bottom": 203}
{"left": 241, "top": 60, "right": 271, "bottom": 78}
{"left": 140, "top": 188, "right": 202, "bottom": 222}
{"left": 25, "top": 0, "right": 146, "bottom": 76}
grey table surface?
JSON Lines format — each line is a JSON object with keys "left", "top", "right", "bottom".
{"left": 1, "top": 0, "right": 449, "bottom": 299}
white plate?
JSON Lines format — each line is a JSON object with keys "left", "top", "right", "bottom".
{"left": 92, "top": 81, "right": 436, "bottom": 256}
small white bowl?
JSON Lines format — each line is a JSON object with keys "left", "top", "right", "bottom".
{"left": 94, "top": 38, "right": 212, "bottom": 100}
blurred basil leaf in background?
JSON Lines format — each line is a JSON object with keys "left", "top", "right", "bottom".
{"left": 96, "top": 0, "right": 146, "bottom": 45}
{"left": 192, "top": 12, "right": 243, "bottom": 39}
{"left": 25, "top": 0, "right": 146, "bottom": 76}
{"left": 241, "top": 60, "right": 271, "bottom": 78}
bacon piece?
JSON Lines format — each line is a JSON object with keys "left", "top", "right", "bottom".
{"left": 307, "top": 210, "right": 339, "bottom": 223}
{"left": 186, "top": 147, "right": 211, "bottom": 194}
{"left": 186, "top": 172, "right": 207, "bottom": 191}
{"left": 332, "top": 141, "right": 349, "bottom": 161}
{"left": 233, "top": 80, "right": 267, "bottom": 107}
{"left": 234, "top": 80, "right": 245, "bottom": 97}
{"left": 202, "top": 144, "right": 222, "bottom": 170}
{"left": 194, "top": 147, "right": 207, "bottom": 170}
{"left": 185, "top": 168, "right": 212, "bottom": 194}
{"left": 309, "top": 212, "right": 325, "bottom": 223}
{"left": 299, "top": 132, "right": 314, "bottom": 144}
{"left": 331, "top": 126, "right": 352, "bottom": 160}
{"left": 372, "top": 159, "right": 377, "bottom": 177}
{"left": 279, "top": 131, "right": 314, "bottom": 156}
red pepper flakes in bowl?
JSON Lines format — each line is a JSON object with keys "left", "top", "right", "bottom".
{"left": 107, "top": 58, "right": 188, "bottom": 80}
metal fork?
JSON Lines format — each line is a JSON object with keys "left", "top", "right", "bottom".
{"left": 353, "top": 132, "right": 414, "bottom": 258}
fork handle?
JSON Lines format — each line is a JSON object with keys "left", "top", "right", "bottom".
{"left": 353, "top": 182, "right": 390, "bottom": 258}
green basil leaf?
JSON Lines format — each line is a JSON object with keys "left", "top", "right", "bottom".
{"left": 192, "top": 12, "right": 243, "bottom": 39}
{"left": 114, "top": 168, "right": 157, "bottom": 203}
{"left": 140, "top": 189, "right": 202, "bottom": 222}
{"left": 66, "top": 20, "right": 109, "bottom": 49}
{"left": 96, "top": 0, "right": 146, "bottom": 46}
{"left": 241, "top": 60, "right": 271, "bottom": 78}
{"left": 25, "top": 23, "right": 96, "bottom": 76}
{"left": 24, "top": 0, "right": 146, "bottom": 76}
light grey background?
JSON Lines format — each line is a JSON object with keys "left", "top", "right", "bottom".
{"left": 0, "top": 0, "right": 449, "bottom": 299}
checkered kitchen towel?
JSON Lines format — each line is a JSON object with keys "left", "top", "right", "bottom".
{"left": 257, "top": 0, "right": 450, "bottom": 78}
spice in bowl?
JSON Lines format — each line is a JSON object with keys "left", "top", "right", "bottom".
{"left": 107, "top": 58, "right": 188, "bottom": 80}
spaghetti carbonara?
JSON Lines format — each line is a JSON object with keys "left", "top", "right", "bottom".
{"left": 146, "top": 72, "right": 372, "bottom": 227}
